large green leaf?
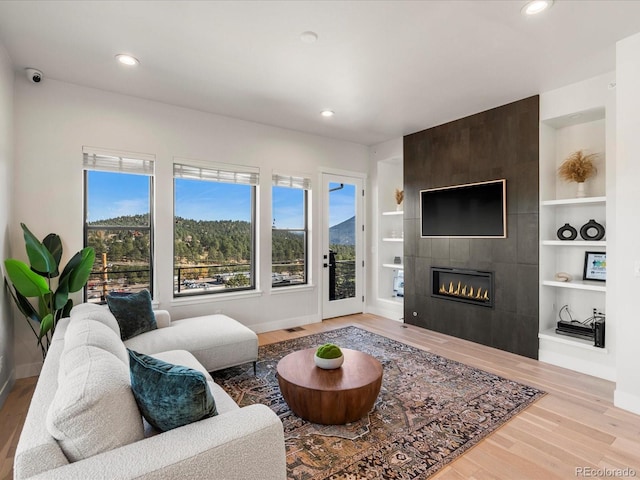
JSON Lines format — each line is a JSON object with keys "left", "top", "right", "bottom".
{"left": 38, "top": 294, "right": 51, "bottom": 318}
{"left": 59, "top": 249, "right": 81, "bottom": 283}
{"left": 4, "top": 259, "right": 50, "bottom": 298}
{"left": 61, "top": 299, "right": 73, "bottom": 319}
{"left": 42, "top": 233, "right": 62, "bottom": 276}
{"left": 54, "top": 276, "right": 69, "bottom": 310}
{"left": 67, "top": 247, "right": 95, "bottom": 293}
{"left": 4, "top": 279, "right": 41, "bottom": 323}
{"left": 39, "top": 313, "right": 54, "bottom": 341}
{"left": 21, "top": 224, "right": 57, "bottom": 276}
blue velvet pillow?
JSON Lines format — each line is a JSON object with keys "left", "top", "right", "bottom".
{"left": 128, "top": 350, "right": 218, "bottom": 432}
{"left": 106, "top": 289, "right": 157, "bottom": 341}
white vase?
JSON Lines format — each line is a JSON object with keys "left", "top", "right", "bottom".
{"left": 396, "top": 203, "right": 402, "bottom": 211}
{"left": 314, "top": 354, "right": 344, "bottom": 370}
{"left": 576, "top": 182, "right": 586, "bottom": 198}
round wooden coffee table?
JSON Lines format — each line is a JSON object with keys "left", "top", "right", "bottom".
{"left": 276, "top": 348, "right": 383, "bottom": 425}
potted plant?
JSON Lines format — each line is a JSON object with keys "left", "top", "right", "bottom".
{"left": 3, "top": 223, "right": 95, "bottom": 359}
{"left": 314, "top": 343, "right": 344, "bottom": 369}
{"left": 558, "top": 150, "right": 598, "bottom": 197}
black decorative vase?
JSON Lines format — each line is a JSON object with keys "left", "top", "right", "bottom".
{"left": 557, "top": 223, "right": 577, "bottom": 241}
{"left": 580, "top": 219, "right": 605, "bottom": 241}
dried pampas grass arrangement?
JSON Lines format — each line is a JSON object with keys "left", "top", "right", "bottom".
{"left": 395, "top": 189, "right": 404, "bottom": 205}
{"left": 558, "top": 150, "right": 598, "bottom": 183}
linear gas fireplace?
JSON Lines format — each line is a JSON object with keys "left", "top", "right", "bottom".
{"left": 431, "top": 267, "right": 494, "bottom": 308}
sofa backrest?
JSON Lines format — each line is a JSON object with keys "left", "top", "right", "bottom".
{"left": 47, "top": 315, "right": 145, "bottom": 462}
{"left": 69, "top": 303, "right": 122, "bottom": 336}
{"left": 14, "top": 312, "right": 147, "bottom": 479}
{"left": 14, "top": 319, "right": 71, "bottom": 479}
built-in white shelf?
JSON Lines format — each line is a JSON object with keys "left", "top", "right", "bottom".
{"left": 382, "top": 263, "right": 404, "bottom": 269}
{"left": 539, "top": 328, "right": 608, "bottom": 354}
{"left": 382, "top": 237, "right": 403, "bottom": 242}
{"left": 541, "top": 196, "right": 606, "bottom": 206}
{"left": 542, "top": 280, "right": 606, "bottom": 292}
{"left": 541, "top": 240, "right": 606, "bottom": 247}
{"left": 382, "top": 210, "right": 404, "bottom": 216}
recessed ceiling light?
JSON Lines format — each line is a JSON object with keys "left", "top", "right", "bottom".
{"left": 115, "top": 54, "right": 139, "bottom": 66}
{"left": 300, "top": 31, "right": 318, "bottom": 43}
{"left": 521, "top": 0, "right": 553, "bottom": 15}
{"left": 321, "top": 110, "right": 334, "bottom": 118}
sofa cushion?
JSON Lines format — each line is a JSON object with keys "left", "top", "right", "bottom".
{"left": 46, "top": 346, "right": 144, "bottom": 462}
{"left": 69, "top": 302, "right": 121, "bottom": 336}
{"left": 63, "top": 319, "right": 129, "bottom": 365}
{"left": 128, "top": 349, "right": 218, "bottom": 432}
{"left": 151, "top": 350, "right": 240, "bottom": 415}
{"left": 124, "top": 314, "right": 258, "bottom": 372}
{"left": 106, "top": 289, "right": 157, "bottom": 341}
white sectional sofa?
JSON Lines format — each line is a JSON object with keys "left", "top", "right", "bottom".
{"left": 14, "top": 304, "right": 287, "bottom": 480}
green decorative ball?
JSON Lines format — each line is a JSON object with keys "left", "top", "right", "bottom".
{"left": 315, "top": 343, "right": 343, "bottom": 359}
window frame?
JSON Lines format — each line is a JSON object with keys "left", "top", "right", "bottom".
{"left": 83, "top": 150, "right": 155, "bottom": 302}
{"left": 271, "top": 174, "right": 311, "bottom": 289}
{"left": 173, "top": 161, "right": 258, "bottom": 298}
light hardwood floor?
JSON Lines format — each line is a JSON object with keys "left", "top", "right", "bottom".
{"left": 2, "top": 314, "right": 639, "bottom": 480}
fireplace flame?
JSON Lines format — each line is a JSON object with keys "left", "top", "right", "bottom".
{"left": 439, "top": 281, "right": 490, "bottom": 302}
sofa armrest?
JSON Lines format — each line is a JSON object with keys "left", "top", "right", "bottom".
{"left": 26, "top": 404, "right": 286, "bottom": 480}
{"left": 153, "top": 309, "right": 171, "bottom": 328}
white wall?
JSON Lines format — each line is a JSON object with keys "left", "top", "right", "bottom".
{"left": 0, "top": 43, "right": 15, "bottom": 406}
{"left": 614, "top": 32, "right": 640, "bottom": 415}
{"left": 13, "top": 78, "right": 369, "bottom": 377}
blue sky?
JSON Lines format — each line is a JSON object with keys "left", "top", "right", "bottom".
{"left": 87, "top": 172, "right": 150, "bottom": 222}
{"left": 329, "top": 182, "right": 355, "bottom": 227}
{"left": 175, "top": 178, "right": 252, "bottom": 222}
{"left": 272, "top": 187, "right": 304, "bottom": 229}
{"left": 87, "top": 172, "right": 355, "bottom": 228}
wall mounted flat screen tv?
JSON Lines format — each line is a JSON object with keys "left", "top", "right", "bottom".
{"left": 420, "top": 179, "right": 506, "bottom": 238}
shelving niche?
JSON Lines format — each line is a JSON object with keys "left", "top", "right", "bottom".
{"left": 374, "top": 157, "right": 404, "bottom": 319}
{"left": 538, "top": 83, "right": 615, "bottom": 381}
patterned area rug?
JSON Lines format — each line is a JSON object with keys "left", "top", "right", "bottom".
{"left": 212, "top": 326, "right": 544, "bottom": 479}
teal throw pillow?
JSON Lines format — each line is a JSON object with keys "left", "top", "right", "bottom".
{"left": 106, "top": 289, "right": 157, "bottom": 341}
{"left": 128, "top": 350, "right": 218, "bottom": 432}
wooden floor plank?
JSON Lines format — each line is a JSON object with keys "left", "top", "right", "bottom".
{"left": 1, "top": 313, "right": 639, "bottom": 480}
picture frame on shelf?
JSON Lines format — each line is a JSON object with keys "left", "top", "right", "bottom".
{"left": 583, "top": 251, "right": 606, "bottom": 282}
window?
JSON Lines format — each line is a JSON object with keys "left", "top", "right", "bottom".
{"left": 272, "top": 174, "right": 310, "bottom": 287}
{"left": 173, "top": 162, "right": 258, "bottom": 296}
{"left": 83, "top": 148, "right": 154, "bottom": 303}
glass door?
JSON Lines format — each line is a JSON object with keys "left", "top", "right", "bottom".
{"left": 322, "top": 173, "right": 364, "bottom": 319}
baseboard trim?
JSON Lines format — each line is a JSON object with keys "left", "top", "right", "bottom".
{"left": 539, "top": 351, "right": 616, "bottom": 381}
{"left": 366, "top": 305, "right": 404, "bottom": 322}
{"left": 16, "top": 361, "right": 43, "bottom": 379}
{"left": 614, "top": 389, "right": 640, "bottom": 415}
{"left": 249, "top": 314, "right": 321, "bottom": 334}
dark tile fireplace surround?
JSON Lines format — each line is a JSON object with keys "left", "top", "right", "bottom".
{"left": 403, "top": 96, "right": 539, "bottom": 359}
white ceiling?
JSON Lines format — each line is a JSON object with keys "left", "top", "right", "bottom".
{"left": 1, "top": 1, "right": 640, "bottom": 146}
